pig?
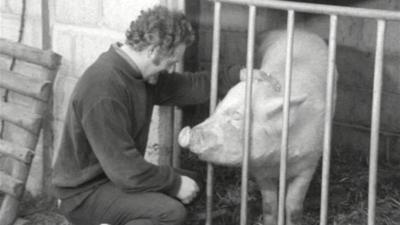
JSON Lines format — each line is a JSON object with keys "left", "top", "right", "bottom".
{"left": 178, "top": 29, "right": 338, "bottom": 225}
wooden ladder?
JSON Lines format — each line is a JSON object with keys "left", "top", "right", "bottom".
{"left": 0, "top": 38, "right": 61, "bottom": 225}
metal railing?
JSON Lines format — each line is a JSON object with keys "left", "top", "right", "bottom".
{"left": 206, "top": 0, "right": 400, "bottom": 225}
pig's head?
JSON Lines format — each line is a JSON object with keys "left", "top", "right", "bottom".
{"left": 179, "top": 73, "right": 307, "bottom": 166}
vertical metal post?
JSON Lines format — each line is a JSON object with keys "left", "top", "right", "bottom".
{"left": 171, "top": 0, "right": 186, "bottom": 168}
{"left": 206, "top": 2, "right": 221, "bottom": 225}
{"left": 320, "top": 14, "right": 338, "bottom": 225}
{"left": 240, "top": 5, "right": 256, "bottom": 225}
{"left": 277, "top": 10, "right": 295, "bottom": 225}
{"left": 367, "top": 19, "right": 386, "bottom": 225}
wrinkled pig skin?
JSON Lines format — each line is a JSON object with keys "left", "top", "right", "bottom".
{"left": 179, "top": 29, "right": 338, "bottom": 225}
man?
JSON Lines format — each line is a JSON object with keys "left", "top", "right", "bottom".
{"left": 52, "top": 6, "right": 242, "bottom": 225}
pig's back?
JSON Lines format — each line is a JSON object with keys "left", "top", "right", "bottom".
{"left": 255, "top": 30, "right": 333, "bottom": 177}
{"left": 259, "top": 29, "right": 331, "bottom": 102}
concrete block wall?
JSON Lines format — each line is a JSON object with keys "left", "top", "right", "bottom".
{"left": 51, "top": 0, "right": 164, "bottom": 165}
{"left": 0, "top": 0, "right": 161, "bottom": 196}
{"left": 1, "top": 0, "right": 49, "bottom": 197}
{"left": 194, "top": 0, "right": 400, "bottom": 162}
{"left": 1, "top": 0, "right": 398, "bottom": 198}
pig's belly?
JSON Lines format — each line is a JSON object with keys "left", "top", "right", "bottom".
{"left": 251, "top": 146, "right": 321, "bottom": 179}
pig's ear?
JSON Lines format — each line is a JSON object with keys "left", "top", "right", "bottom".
{"left": 266, "top": 95, "right": 307, "bottom": 118}
{"left": 263, "top": 95, "right": 307, "bottom": 134}
{"left": 239, "top": 68, "right": 268, "bottom": 81}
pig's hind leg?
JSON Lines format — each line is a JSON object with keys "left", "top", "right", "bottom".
{"left": 285, "top": 168, "right": 316, "bottom": 225}
{"left": 254, "top": 176, "right": 278, "bottom": 225}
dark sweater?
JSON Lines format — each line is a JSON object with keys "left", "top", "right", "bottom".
{"left": 51, "top": 44, "right": 240, "bottom": 208}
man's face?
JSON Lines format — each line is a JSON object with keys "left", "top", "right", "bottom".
{"left": 146, "top": 44, "right": 186, "bottom": 84}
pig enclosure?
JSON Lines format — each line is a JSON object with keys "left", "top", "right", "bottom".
{"left": 0, "top": 0, "right": 399, "bottom": 224}
{"left": 178, "top": 1, "right": 400, "bottom": 225}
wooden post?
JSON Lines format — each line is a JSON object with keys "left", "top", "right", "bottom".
{"left": 40, "top": 0, "right": 55, "bottom": 201}
{"left": 157, "top": 0, "right": 186, "bottom": 167}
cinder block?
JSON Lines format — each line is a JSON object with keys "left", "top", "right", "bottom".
{"left": 74, "top": 33, "right": 121, "bottom": 76}
{"left": 21, "top": 18, "right": 43, "bottom": 48}
{"left": 102, "top": 0, "right": 158, "bottom": 32}
{"left": 53, "top": 27, "right": 76, "bottom": 76}
{"left": 0, "top": 14, "right": 42, "bottom": 47}
{"left": 8, "top": 0, "right": 41, "bottom": 17}
{"left": 53, "top": 28, "right": 76, "bottom": 61}
{"left": 0, "top": 0, "right": 10, "bottom": 13}
{"left": 0, "top": 14, "right": 19, "bottom": 40}
{"left": 55, "top": 0, "right": 101, "bottom": 26}
{"left": 53, "top": 75, "right": 78, "bottom": 121}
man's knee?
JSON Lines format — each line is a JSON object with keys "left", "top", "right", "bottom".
{"left": 124, "top": 204, "right": 186, "bottom": 225}
{"left": 124, "top": 219, "right": 153, "bottom": 225}
{"left": 160, "top": 201, "right": 187, "bottom": 225}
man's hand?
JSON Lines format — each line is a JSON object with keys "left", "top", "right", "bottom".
{"left": 176, "top": 175, "right": 199, "bottom": 204}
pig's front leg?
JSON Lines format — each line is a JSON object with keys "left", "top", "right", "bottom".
{"left": 255, "top": 176, "right": 278, "bottom": 225}
{"left": 285, "top": 168, "right": 316, "bottom": 225}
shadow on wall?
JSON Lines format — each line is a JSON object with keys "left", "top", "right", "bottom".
{"left": 333, "top": 45, "right": 400, "bottom": 162}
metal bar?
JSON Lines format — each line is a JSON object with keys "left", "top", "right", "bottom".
{"left": 206, "top": 2, "right": 221, "bottom": 225}
{"left": 320, "top": 14, "right": 338, "bottom": 225}
{"left": 240, "top": 6, "right": 256, "bottom": 225}
{"left": 368, "top": 19, "right": 386, "bottom": 225}
{"left": 210, "top": 0, "right": 400, "bottom": 21}
{"left": 171, "top": 0, "right": 186, "bottom": 169}
{"left": 277, "top": 10, "right": 295, "bottom": 225}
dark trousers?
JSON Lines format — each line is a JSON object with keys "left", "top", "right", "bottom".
{"left": 60, "top": 182, "right": 187, "bottom": 225}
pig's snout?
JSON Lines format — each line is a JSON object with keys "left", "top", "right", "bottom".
{"left": 179, "top": 126, "right": 219, "bottom": 155}
{"left": 178, "top": 126, "right": 192, "bottom": 148}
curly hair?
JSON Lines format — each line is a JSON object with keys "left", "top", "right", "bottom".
{"left": 125, "top": 6, "right": 195, "bottom": 57}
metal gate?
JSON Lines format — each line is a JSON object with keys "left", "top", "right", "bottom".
{"left": 203, "top": 1, "right": 400, "bottom": 225}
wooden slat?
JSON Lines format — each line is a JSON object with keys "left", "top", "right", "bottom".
{"left": 0, "top": 171, "right": 24, "bottom": 197}
{"left": 0, "top": 101, "right": 42, "bottom": 133}
{"left": 0, "top": 38, "right": 61, "bottom": 70}
{"left": 0, "top": 139, "right": 34, "bottom": 163}
{"left": 0, "top": 69, "right": 51, "bottom": 101}
{"left": 0, "top": 195, "right": 18, "bottom": 225}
